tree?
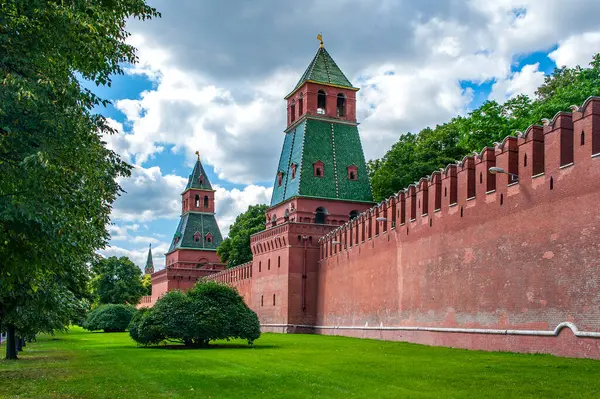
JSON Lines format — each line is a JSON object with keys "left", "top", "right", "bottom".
{"left": 142, "top": 274, "right": 152, "bottom": 296}
{"left": 0, "top": 1, "right": 159, "bottom": 359}
{"left": 217, "top": 204, "right": 268, "bottom": 268}
{"left": 92, "top": 256, "right": 145, "bottom": 305}
{"left": 129, "top": 281, "right": 260, "bottom": 347}
{"left": 83, "top": 304, "right": 135, "bottom": 332}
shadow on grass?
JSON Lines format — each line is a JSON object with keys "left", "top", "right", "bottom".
{"left": 134, "top": 343, "right": 278, "bottom": 350}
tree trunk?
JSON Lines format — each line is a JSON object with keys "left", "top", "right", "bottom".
{"left": 21, "top": 337, "right": 26, "bottom": 348}
{"left": 5, "top": 325, "right": 17, "bottom": 360}
{"left": 16, "top": 335, "right": 23, "bottom": 351}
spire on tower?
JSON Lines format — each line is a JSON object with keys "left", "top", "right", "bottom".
{"left": 185, "top": 153, "right": 212, "bottom": 190}
{"left": 144, "top": 244, "right": 154, "bottom": 275}
{"left": 317, "top": 33, "right": 323, "bottom": 48}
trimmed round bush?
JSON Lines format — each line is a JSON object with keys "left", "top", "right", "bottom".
{"left": 83, "top": 304, "right": 135, "bottom": 332}
{"left": 129, "top": 281, "right": 260, "bottom": 347}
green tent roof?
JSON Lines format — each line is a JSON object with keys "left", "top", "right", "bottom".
{"left": 185, "top": 158, "right": 213, "bottom": 190}
{"left": 270, "top": 119, "right": 373, "bottom": 206}
{"left": 168, "top": 212, "right": 223, "bottom": 253}
{"left": 288, "top": 47, "right": 355, "bottom": 97}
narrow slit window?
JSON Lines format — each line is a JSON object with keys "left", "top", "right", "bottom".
{"left": 336, "top": 93, "right": 346, "bottom": 117}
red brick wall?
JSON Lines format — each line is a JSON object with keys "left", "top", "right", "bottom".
{"left": 316, "top": 98, "right": 600, "bottom": 358}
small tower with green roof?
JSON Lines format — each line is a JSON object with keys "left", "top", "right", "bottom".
{"left": 166, "top": 152, "right": 224, "bottom": 263}
{"left": 144, "top": 244, "right": 154, "bottom": 275}
{"left": 138, "top": 153, "right": 225, "bottom": 309}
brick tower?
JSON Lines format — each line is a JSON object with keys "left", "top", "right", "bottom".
{"left": 145, "top": 153, "right": 226, "bottom": 305}
{"left": 249, "top": 37, "right": 374, "bottom": 331}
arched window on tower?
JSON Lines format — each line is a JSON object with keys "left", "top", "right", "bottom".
{"left": 349, "top": 210, "right": 360, "bottom": 220}
{"left": 317, "top": 90, "right": 326, "bottom": 114}
{"left": 347, "top": 164, "right": 358, "bottom": 180}
{"left": 337, "top": 93, "right": 346, "bottom": 117}
{"left": 195, "top": 195, "right": 200, "bottom": 208}
{"left": 313, "top": 160, "right": 324, "bottom": 177}
{"left": 271, "top": 214, "right": 277, "bottom": 227}
{"left": 315, "top": 207, "right": 327, "bottom": 224}
{"left": 291, "top": 163, "right": 297, "bottom": 179}
{"left": 290, "top": 100, "right": 296, "bottom": 123}
{"left": 284, "top": 209, "right": 290, "bottom": 222}
{"left": 298, "top": 92, "right": 304, "bottom": 115}
{"left": 203, "top": 195, "right": 209, "bottom": 208}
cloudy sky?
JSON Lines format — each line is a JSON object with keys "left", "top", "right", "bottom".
{"left": 97, "top": 0, "right": 600, "bottom": 270}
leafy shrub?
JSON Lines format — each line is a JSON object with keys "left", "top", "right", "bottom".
{"left": 83, "top": 304, "right": 135, "bottom": 332}
{"left": 129, "top": 281, "right": 260, "bottom": 347}
{"left": 128, "top": 307, "right": 165, "bottom": 345}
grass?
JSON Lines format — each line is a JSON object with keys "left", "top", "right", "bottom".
{"left": 1, "top": 327, "right": 599, "bottom": 398}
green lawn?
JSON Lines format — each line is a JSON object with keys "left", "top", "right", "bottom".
{"left": 1, "top": 327, "right": 599, "bottom": 398}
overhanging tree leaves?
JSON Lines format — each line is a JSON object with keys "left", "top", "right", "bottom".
{"left": 217, "top": 204, "right": 268, "bottom": 268}
{"left": 0, "top": 1, "right": 159, "bottom": 359}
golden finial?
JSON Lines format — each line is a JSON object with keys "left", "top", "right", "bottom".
{"left": 195, "top": 150, "right": 200, "bottom": 161}
{"left": 317, "top": 33, "right": 323, "bottom": 48}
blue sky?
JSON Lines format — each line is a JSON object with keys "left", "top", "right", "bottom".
{"left": 98, "top": 0, "right": 600, "bottom": 269}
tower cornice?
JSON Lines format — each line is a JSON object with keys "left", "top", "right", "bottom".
{"left": 284, "top": 114, "right": 358, "bottom": 133}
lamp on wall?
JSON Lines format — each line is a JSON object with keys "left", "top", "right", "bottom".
{"left": 488, "top": 166, "right": 519, "bottom": 181}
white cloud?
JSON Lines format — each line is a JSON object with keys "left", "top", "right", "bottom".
{"left": 111, "top": 164, "right": 187, "bottom": 222}
{"left": 215, "top": 185, "right": 273, "bottom": 237}
{"left": 100, "top": 241, "right": 169, "bottom": 271}
{"left": 489, "top": 63, "right": 546, "bottom": 102}
{"left": 549, "top": 31, "right": 600, "bottom": 68}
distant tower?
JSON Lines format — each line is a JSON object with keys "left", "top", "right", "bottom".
{"left": 144, "top": 244, "right": 154, "bottom": 275}
{"left": 140, "top": 152, "right": 226, "bottom": 308}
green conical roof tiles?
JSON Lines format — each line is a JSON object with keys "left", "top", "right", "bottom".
{"left": 270, "top": 119, "right": 373, "bottom": 206}
{"left": 185, "top": 158, "right": 213, "bottom": 190}
{"left": 168, "top": 212, "right": 223, "bottom": 253}
{"left": 289, "top": 47, "right": 355, "bottom": 96}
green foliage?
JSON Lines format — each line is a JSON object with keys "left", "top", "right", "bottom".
{"left": 141, "top": 274, "right": 152, "bottom": 296}
{"left": 92, "top": 256, "right": 145, "bottom": 305}
{"left": 217, "top": 204, "right": 268, "bottom": 268}
{"left": 83, "top": 304, "right": 135, "bottom": 333}
{"left": 129, "top": 281, "right": 260, "bottom": 347}
{"left": 369, "top": 53, "right": 600, "bottom": 202}
{"left": 0, "top": 0, "right": 159, "bottom": 356}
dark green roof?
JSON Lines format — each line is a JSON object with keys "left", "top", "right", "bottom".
{"left": 185, "top": 159, "right": 212, "bottom": 190}
{"left": 144, "top": 244, "right": 154, "bottom": 274}
{"left": 270, "top": 118, "right": 373, "bottom": 206}
{"left": 168, "top": 212, "right": 223, "bottom": 252}
{"left": 289, "top": 47, "right": 355, "bottom": 95}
